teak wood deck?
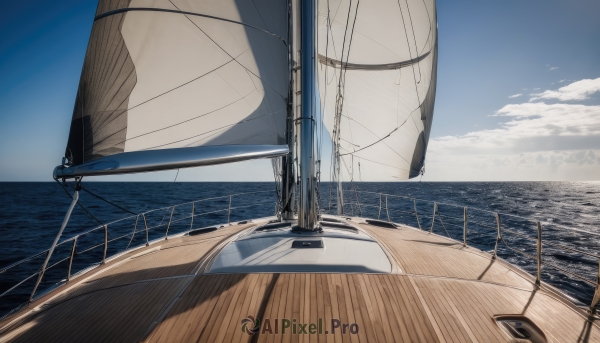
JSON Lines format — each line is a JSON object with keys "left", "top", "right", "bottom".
{"left": 1, "top": 219, "right": 598, "bottom": 342}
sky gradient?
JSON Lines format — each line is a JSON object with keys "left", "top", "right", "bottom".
{"left": 0, "top": 0, "right": 599, "bottom": 181}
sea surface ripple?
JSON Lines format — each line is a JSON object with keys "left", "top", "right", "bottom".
{"left": 0, "top": 181, "right": 598, "bottom": 316}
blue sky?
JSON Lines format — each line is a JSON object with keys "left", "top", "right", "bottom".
{"left": 0, "top": 0, "right": 599, "bottom": 181}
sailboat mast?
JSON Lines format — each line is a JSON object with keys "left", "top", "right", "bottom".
{"left": 280, "top": 0, "right": 297, "bottom": 221}
{"left": 297, "top": 0, "right": 318, "bottom": 230}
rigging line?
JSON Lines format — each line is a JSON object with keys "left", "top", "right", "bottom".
{"left": 315, "top": 2, "right": 329, "bottom": 203}
{"left": 323, "top": 0, "right": 339, "bottom": 211}
{"left": 319, "top": 0, "right": 335, "bottom": 160}
{"left": 172, "top": 120, "right": 262, "bottom": 147}
{"left": 351, "top": 175, "right": 362, "bottom": 215}
{"left": 335, "top": 0, "right": 360, "bottom": 155}
{"left": 171, "top": 1, "right": 288, "bottom": 104}
{"left": 339, "top": 0, "right": 360, "bottom": 133}
{"left": 403, "top": 0, "right": 423, "bottom": 83}
{"left": 339, "top": 155, "right": 359, "bottom": 216}
{"left": 340, "top": 0, "right": 360, "bottom": 89}
{"left": 326, "top": 65, "right": 338, "bottom": 85}
{"left": 240, "top": 5, "right": 287, "bottom": 92}
{"left": 55, "top": 179, "right": 104, "bottom": 226}
{"left": 340, "top": 137, "right": 360, "bottom": 147}
{"left": 436, "top": 212, "right": 453, "bottom": 239}
{"left": 313, "top": 19, "right": 321, "bottom": 178}
{"left": 358, "top": 160, "right": 361, "bottom": 181}
{"left": 174, "top": 169, "right": 180, "bottom": 182}
{"left": 318, "top": 0, "right": 331, "bottom": 172}
{"left": 345, "top": 153, "right": 410, "bottom": 172}
{"left": 244, "top": 69, "right": 279, "bottom": 133}
{"left": 144, "top": 109, "right": 284, "bottom": 150}
{"left": 396, "top": 0, "right": 422, "bottom": 106}
{"left": 340, "top": 153, "right": 353, "bottom": 178}
{"left": 226, "top": 129, "right": 275, "bottom": 145}
{"left": 80, "top": 185, "right": 137, "bottom": 215}
{"left": 91, "top": 42, "right": 276, "bottom": 147}
{"left": 99, "top": 54, "right": 277, "bottom": 139}
{"left": 339, "top": 113, "right": 412, "bottom": 164}
{"left": 250, "top": 0, "right": 271, "bottom": 32}
{"left": 129, "top": 58, "right": 235, "bottom": 111}
{"left": 331, "top": 0, "right": 346, "bottom": 27}
{"left": 335, "top": 0, "right": 354, "bottom": 94}
{"left": 271, "top": 158, "right": 283, "bottom": 219}
{"left": 339, "top": 127, "right": 398, "bottom": 157}
{"left": 169, "top": 0, "right": 286, "bottom": 102}
{"left": 418, "top": 0, "right": 433, "bottom": 55}
{"left": 331, "top": 0, "right": 358, "bottom": 196}
{"left": 408, "top": 106, "right": 423, "bottom": 136}
{"left": 346, "top": 110, "right": 357, "bottom": 155}
{"left": 94, "top": 7, "right": 287, "bottom": 45}
{"left": 89, "top": 88, "right": 254, "bottom": 150}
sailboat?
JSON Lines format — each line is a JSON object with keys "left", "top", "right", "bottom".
{"left": 1, "top": 0, "right": 599, "bottom": 342}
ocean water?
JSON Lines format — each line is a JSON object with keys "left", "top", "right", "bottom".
{"left": 0, "top": 181, "right": 599, "bottom": 316}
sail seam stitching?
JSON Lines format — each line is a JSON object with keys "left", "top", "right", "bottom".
{"left": 94, "top": 8, "right": 287, "bottom": 45}
{"left": 317, "top": 51, "right": 430, "bottom": 70}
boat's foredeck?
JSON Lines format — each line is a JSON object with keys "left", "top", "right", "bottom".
{"left": 0, "top": 218, "right": 598, "bottom": 343}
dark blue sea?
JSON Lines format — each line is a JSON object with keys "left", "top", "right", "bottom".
{"left": 1, "top": 181, "right": 599, "bottom": 317}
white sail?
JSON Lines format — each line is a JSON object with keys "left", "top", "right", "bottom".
{"left": 318, "top": 0, "right": 437, "bottom": 180}
{"left": 59, "top": 0, "right": 290, "bottom": 177}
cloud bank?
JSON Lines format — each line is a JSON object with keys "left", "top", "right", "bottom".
{"left": 530, "top": 77, "right": 600, "bottom": 101}
{"left": 425, "top": 78, "right": 600, "bottom": 181}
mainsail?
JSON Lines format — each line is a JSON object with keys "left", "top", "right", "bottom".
{"left": 56, "top": 0, "right": 290, "bottom": 178}
{"left": 318, "top": 0, "right": 437, "bottom": 180}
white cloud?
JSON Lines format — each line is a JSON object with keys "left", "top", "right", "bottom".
{"left": 549, "top": 66, "right": 559, "bottom": 71}
{"left": 559, "top": 79, "right": 566, "bottom": 83}
{"left": 423, "top": 150, "right": 600, "bottom": 181}
{"left": 530, "top": 77, "right": 600, "bottom": 101}
{"left": 508, "top": 93, "right": 522, "bottom": 98}
{"left": 424, "top": 100, "right": 600, "bottom": 181}
{"left": 433, "top": 102, "right": 600, "bottom": 152}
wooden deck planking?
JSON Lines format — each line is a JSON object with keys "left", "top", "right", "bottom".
{"left": 46, "top": 224, "right": 253, "bottom": 304}
{"left": 146, "top": 274, "right": 271, "bottom": 343}
{"left": 358, "top": 223, "right": 534, "bottom": 290}
{"left": 3, "top": 273, "right": 599, "bottom": 342}
{"left": 0, "top": 224, "right": 254, "bottom": 339}
{"left": 413, "top": 275, "right": 600, "bottom": 343}
{"left": 3, "top": 278, "right": 187, "bottom": 343}
{"left": 2, "top": 221, "right": 600, "bottom": 343}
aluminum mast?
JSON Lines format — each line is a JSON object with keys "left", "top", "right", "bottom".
{"left": 297, "top": 0, "right": 318, "bottom": 230}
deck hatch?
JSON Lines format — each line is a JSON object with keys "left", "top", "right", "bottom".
{"left": 291, "top": 239, "right": 324, "bottom": 249}
{"left": 365, "top": 219, "right": 397, "bottom": 228}
{"left": 188, "top": 227, "right": 218, "bottom": 236}
{"left": 494, "top": 315, "right": 547, "bottom": 343}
